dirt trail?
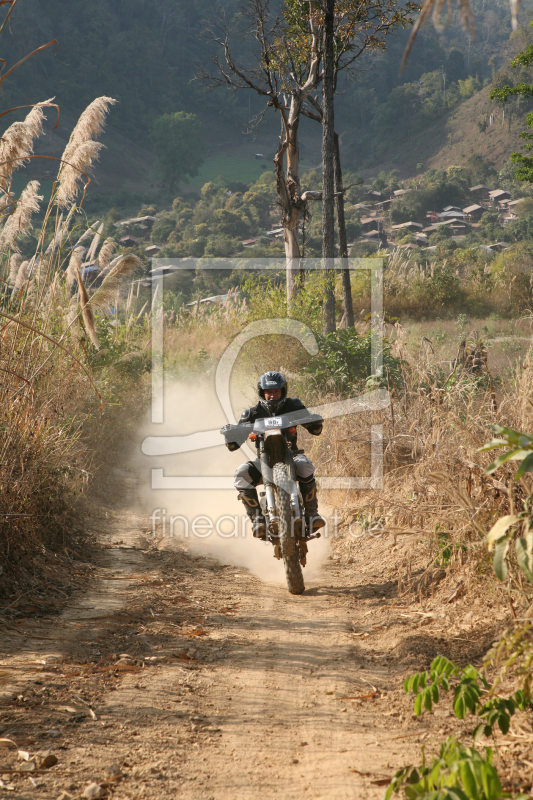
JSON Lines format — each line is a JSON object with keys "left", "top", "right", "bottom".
{"left": 0, "top": 476, "right": 506, "bottom": 800}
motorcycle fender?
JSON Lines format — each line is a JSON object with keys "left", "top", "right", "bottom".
{"left": 263, "top": 430, "right": 287, "bottom": 465}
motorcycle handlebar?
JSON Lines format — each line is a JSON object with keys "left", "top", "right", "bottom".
{"left": 220, "top": 413, "right": 323, "bottom": 446}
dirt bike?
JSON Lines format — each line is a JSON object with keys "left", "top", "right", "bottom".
{"left": 221, "top": 412, "right": 323, "bottom": 595}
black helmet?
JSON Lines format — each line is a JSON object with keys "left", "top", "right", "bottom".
{"left": 258, "top": 371, "right": 287, "bottom": 413}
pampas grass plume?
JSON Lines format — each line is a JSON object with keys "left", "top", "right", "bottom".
{"left": 0, "top": 181, "right": 43, "bottom": 252}
{"left": 56, "top": 141, "right": 104, "bottom": 208}
{"left": 0, "top": 99, "right": 53, "bottom": 188}
{"left": 97, "top": 237, "right": 116, "bottom": 269}
{"left": 72, "top": 220, "right": 100, "bottom": 250}
{"left": 66, "top": 246, "right": 85, "bottom": 293}
{"left": 62, "top": 97, "right": 116, "bottom": 164}
{"left": 75, "top": 264, "right": 99, "bottom": 349}
{"left": 89, "top": 254, "right": 142, "bottom": 312}
{"left": 57, "top": 97, "right": 116, "bottom": 208}
{"left": 13, "top": 259, "right": 30, "bottom": 292}
{"left": 86, "top": 221, "right": 104, "bottom": 263}
{"left": 8, "top": 253, "right": 22, "bottom": 286}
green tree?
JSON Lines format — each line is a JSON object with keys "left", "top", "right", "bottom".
{"left": 151, "top": 211, "right": 178, "bottom": 244}
{"left": 446, "top": 47, "right": 467, "bottom": 82}
{"left": 371, "top": 84, "right": 422, "bottom": 139}
{"left": 149, "top": 112, "right": 204, "bottom": 191}
{"left": 490, "top": 25, "right": 533, "bottom": 184}
{"left": 466, "top": 154, "right": 497, "bottom": 184}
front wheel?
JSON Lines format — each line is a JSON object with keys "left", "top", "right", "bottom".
{"left": 273, "top": 463, "right": 305, "bottom": 595}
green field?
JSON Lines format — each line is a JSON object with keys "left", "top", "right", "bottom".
{"left": 186, "top": 155, "right": 271, "bottom": 189}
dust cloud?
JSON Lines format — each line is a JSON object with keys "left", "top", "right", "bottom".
{"left": 135, "top": 379, "right": 330, "bottom": 587}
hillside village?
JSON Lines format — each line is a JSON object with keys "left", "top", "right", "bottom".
{"left": 353, "top": 183, "right": 522, "bottom": 253}
{"left": 72, "top": 155, "right": 533, "bottom": 306}
{"left": 113, "top": 183, "right": 521, "bottom": 263}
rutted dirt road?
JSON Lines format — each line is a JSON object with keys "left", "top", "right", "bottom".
{"left": 0, "top": 489, "right": 510, "bottom": 800}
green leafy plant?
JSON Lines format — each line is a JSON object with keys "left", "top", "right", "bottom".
{"left": 433, "top": 531, "right": 466, "bottom": 567}
{"left": 303, "top": 328, "right": 403, "bottom": 394}
{"left": 391, "top": 653, "right": 532, "bottom": 799}
{"left": 384, "top": 737, "right": 502, "bottom": 800}
{"left": 479, "top": 426, "right": 533, "bottom": 584}
{"left": 404, "top": 656, "right": 530, "bottom": 739}
{"left": 404, "top": 655, "right": 459, "bottom": 716}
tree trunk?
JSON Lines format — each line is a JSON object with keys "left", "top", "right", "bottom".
{"left": 322, "top": 0, "right": 336, "bottom": 335}
{"left": 274, "top": 112, "right": 304, "bottom": 304}
{"left": 334, "top": 132, "right": 354, "bottom": 328}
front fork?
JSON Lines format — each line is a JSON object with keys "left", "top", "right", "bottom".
{"left": 259, "top": 443, "right": 302, "bottom": 531}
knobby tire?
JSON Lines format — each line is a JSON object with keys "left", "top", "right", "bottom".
{"left": 273, "top": 462, "right": 305, "bottom": 596}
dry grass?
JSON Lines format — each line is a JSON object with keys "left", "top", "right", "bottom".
{"left": 376, "top": 247, "right": 533, "bottom": 321}
{"left": 0, "top": 96, "right": 151, "bottom": 599}
{"left": 303, "top": 335, "right": 533, "bottom": 618}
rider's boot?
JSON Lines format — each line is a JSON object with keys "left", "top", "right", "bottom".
{"left": 299, "top": 476, "right": 326, "bottom": 537}
{"left": 238, "top": 488, "right": 267, "bottom": 540}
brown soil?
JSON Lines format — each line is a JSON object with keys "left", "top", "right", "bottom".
{"left": 0, "top": 475, "right": 531, "bottom": 799}
{"left": 362, "top": 86, "right": 529, "bottom": 180}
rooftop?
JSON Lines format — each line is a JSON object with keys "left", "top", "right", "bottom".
{"left": 391, "top": 221, "right": 423, "bottom": 230}
{"left": 115, "top": 216, "right": 156, "bottom": 227}
{"left": 423, "top": 218, "right": 470, "bottom": 232}
{"left": 438, "top": 210, "right": 468, "bottom": 219}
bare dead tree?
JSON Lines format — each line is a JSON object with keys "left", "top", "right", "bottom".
{"left": 200, "top": 0, "right": 321, "bottom": 303}
{"left": 200, "top": 0, "right": 416, "bottom": 308}
{"left": 334, "top": 131, "right": 354, "bottom": 328}
{"left": 302, "top": 100, "right": 356, "bottom": 327}
{"left": 322, "top": 0, "right": 336, "bottom": 334}
{"left": 301, "top": 0, "right": 416, "bottom": 329}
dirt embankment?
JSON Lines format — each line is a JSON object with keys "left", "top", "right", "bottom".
{"left": 1, "top": 461, "right": 530, "bottom": 800}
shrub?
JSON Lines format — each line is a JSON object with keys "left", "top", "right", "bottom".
{"left": 413, "top": 265, "right": 464, "bottom": 312}
{"left": 303, "top": 328, "right": 403, "bottom": 395}
{"left": 151, "top": 211, "right": 178, "bottom": 244}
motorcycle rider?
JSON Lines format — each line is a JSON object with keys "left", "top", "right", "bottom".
{"left": 224, "top": 371, "right": 326, "bottom": 540}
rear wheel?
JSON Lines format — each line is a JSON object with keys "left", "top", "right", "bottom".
{"left": 273, "top": 463, "right": 305, "bottom": 595}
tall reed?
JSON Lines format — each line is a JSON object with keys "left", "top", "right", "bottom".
{"left": 0, "top": 95, "right": 144, "bottom": 597}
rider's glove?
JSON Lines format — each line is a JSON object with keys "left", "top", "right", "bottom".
{"left": 306, "top": 422, "right": 323, "bottom": 436}
{"left": 221, "top": 424, "right": 241, "bottom": 451}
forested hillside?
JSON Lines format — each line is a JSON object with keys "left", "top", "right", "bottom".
{"left": 8, "top": 0, "right": 533, "bottom": 183}
{"left": 8, "top": 0, "right": 243, "bottom": 136}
